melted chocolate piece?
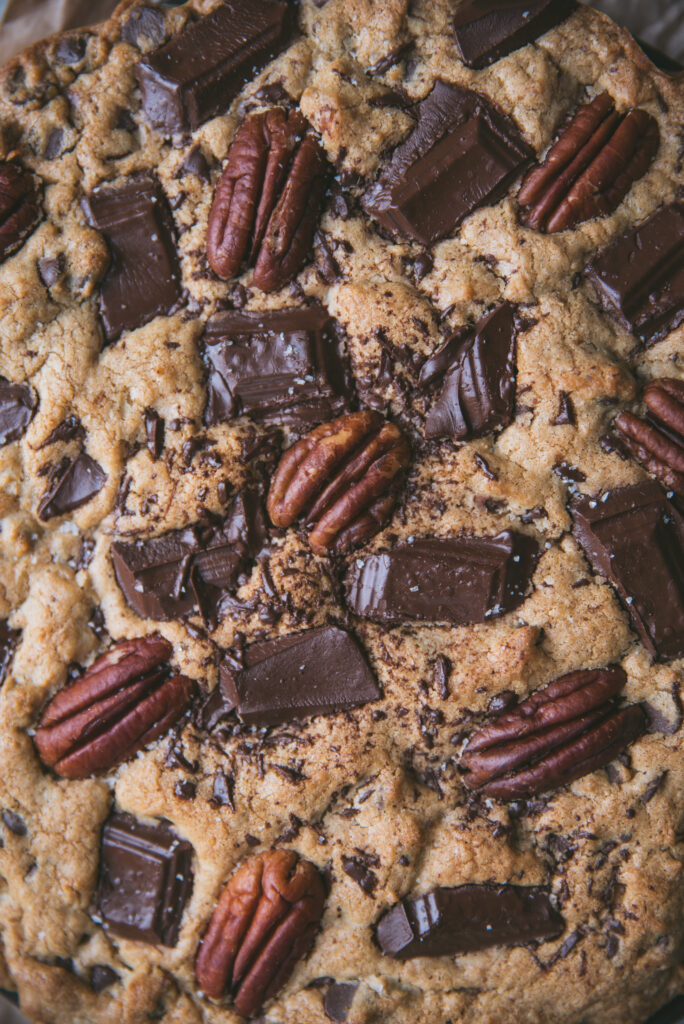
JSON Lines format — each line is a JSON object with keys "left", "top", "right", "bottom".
{"left": 37, "top": 451, "right": 107, "bottom": 520}
{"left": 204, "top": 306, "right": 349, "bottom": 429}
{"left": 122, "top": 6, "right": 166, "bottom": 50}
{"left": 83, "top": 177, "right": 182, "bottom": 342}
{"left": 421, "top": 303, "right": 518, "bottom": 440}
{"left": 220, "top": 626, "right": 381, "bottom": 728}
{"left": 90, "top": 965, "right": 119, "bottom": 992}
{"left": 364, "top": 81, "right": 532, "bottom": 245}
{"left": 376, "top": 883, "right": 564, "bottom": 958}
{"left": 324, "top": 982, "right": 358, "bottom": 1022}
{"left": 585, "top": 202, "right": 684, "bottom": 347}
{"left": 570, "top": 481, "right": 684, "bottom": 661}
{"left": 0, "top": 621, "right": 19, "bottom": 685}
{"left": 346, "top": 531, "right": 540, "bottom": 625}
{"left": 144, "top": 409, "right": 165, "bottom": 458}
{"left": 453, "top": 0, "right": 577, "bottom": 69}
{"left": 137, "top": 0, "right": 293, "bottom": 134}
{"left": 0, "top": 377, "right": 36, "bottom": 446}
{"left": 97, "top": 812, "right": 193, "bottom": 946}
{"left": 111, "top": 491, "right": 267, "bottom": 622}
{"left": 38, "top": 415, "right": 84, "bottom": 448}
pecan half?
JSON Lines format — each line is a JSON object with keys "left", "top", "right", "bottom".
{"left": 518, "top": 93, "right": 659, "bottom": 233}
{"left": 460, "top": 667, "right": 646, "bottom": 800}
{"left": 615, "top": 378, "right": 684, "bottom": 496}
{"left": 33, "top": 636, "right": 196, "bottom": 779}
{"left": 207, "top": 108, "right": 329, "bottom": 292}
{"left": 196, "top": 849, "right": 326, "bottom": 1017}
{"left": 267, "top": 411, "right": 411, "bottom": 555}
{"left": 0, "top": 160, "right": 42, "bottom": 263}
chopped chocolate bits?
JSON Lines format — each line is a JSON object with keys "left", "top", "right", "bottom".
{"left": 220, "top": 625, "right": 381, "bottom": 728}
{"left": 420, "top": 304, "right": 518, "bottom": 441}
{"left": 346, "top": 532, "right": 540, "bottom": 625}
{"left": 0, "top": 621, "right": 20, "bottom": 685}
{"left": 137, "top": 0, "right": 293, "bottom": 134}
{"left": 376, "top": 883, "right": 564, "bottom": 958}
{"left": 364, "top": 81, "right": 532, "bottom": 245}
{"left": 37, "top": 451, "right": 107, "bottom": 520}
{"left": 97, "top": 813, "right": 193, "bottom": 946}
{"left": 204, "top": 306, "right": 349, "bottom": 429}
{"left": 83, "top": 176, "right": 182, "bottom": 342}
{"left": 0, "top": 377, "right": 36, "bottom": 446}
{"left": 453, "top": 0, "right": 577, "bottom": 69}
{"left": 570, "top": 481, "right": 684, "bottom": 661}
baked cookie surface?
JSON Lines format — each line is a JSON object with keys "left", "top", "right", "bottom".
{"left": 0, "top": 1, "right": 683, "bottom": 1022}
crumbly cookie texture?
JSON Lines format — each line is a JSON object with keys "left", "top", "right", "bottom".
{"left": 0, "top": 1, "right": 682, "bottom": 1023}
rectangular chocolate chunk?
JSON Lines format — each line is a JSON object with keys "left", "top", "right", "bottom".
{"left": 585, "top": 202, "right": 684, "bottom": 346}
{"left": 83, "top": 177, "right": 182, "bottom": 342}
{"left": 111, "top": 491, "right": 267, "bottom": 623}
{"left": 220, "top": 625, "right": 381, "bottom": 728}
{"left": 97, "top": 813, "right": 193, "bottom": 947}
{"left": 364, "top": 81, "right": 532, "bottom": 245}
{"left": 376, "top": 883, "right": 564, "bottom": 959}
{"left": 204, "top": 306, "right": 349, "bottom": 429}
{"left": 345, "top": 531, "right": 540, "bottom": 625}
{"left": 37, "top": 451, "right": 107, "bottom": 521}
{"left": 453, "top": 0, "right": 577, "bottom": 69}
{"left": 137, "top": 0, "right": 293, "bottom": 135}
{"left": 0, "top": 378, "right": 36, "bottom": 446}
{"left": 570, "top": 481, "right": 684, "bottom": 661}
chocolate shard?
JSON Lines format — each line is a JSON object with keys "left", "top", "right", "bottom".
{"left": 346, "top": 531, "right": 540, "bottom": 625}
{"left": 324, "top": 982, "right": 358, "bottom": 1022}
{"left": 83, "top": 176, "right": 182, "bottom": 342}
{"left": 584, "top": 202, "right": 684, "bottom": 347}
{"left": 376, "top": 883, "right": 564, "bottom": 959}
{"left": 97, "top": 812, "right": 193, "bottom": 947}
{"left": 453, "top": 0, "right": 576, "bottom": 69}
{"left": 421, "top": 303, "right": 518, "bottom": 440}
{"left": 570, "top": 481, "right": 684, "bottom": 661}
{"left": 0, "top": 621, "right": 20, "bottom": 686}
{"left": 220, "top": 625, "right": 381, "bottom": 728}
{"left": 38, "top": 451, "right": 107, "bottom": 520}
{"left": 0, "top": 377, "right": 36, "bottom": 446}
{"left": 204, "top": 305, "right": 349, "bottom": 429}
{"left": 364, "top": 81, "right": 533, "bottom": 246}
{"left": 111, "top": 490, "right": 267, "bottom": 622}
{"left": 136, "top": 0, "right": 293, "bottom": 135}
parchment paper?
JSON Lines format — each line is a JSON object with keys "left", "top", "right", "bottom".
{"left": 1, "top": 0, "right": 684, "bottom": 65}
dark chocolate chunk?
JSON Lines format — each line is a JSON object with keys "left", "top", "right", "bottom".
{"left": 0, "top": 377, "right": 36, "bottom": 446}
{"left": 38, "top": 254, "right": 64, "bottom": 287}
{"left": 137, "top": 0, "right": 293, "bottom": 135}
{"left": 346, "top": 531, "right": 540, "bottom": 625}
{"left": 552, "top": 391, "right": 576, "bottom": 426}
{"left": 452, "top": 0, "right": 577, "bottom": 69}
{"left": 43, "top": 128, "right": 66, "bottom": 161}
{"left": 83, "top": 177, "right": 182, "bottom": 342}
{"left": 376, "top": 883, "right": 564, "bottom": 958}
{"left": 421, "top": 303, "right": 518, "bottom": 440}
{"left": 584, "top": 202, "right": 684, "bottom": 347}
{"left": 97, "top": 812, "right": 193, "bottom": 947}
{"left": 204, "top": 306, "right": 349, "bottom": 429}
{"left": 209, "top": 769, "right": 235, "bottom": 810}
{"left": 122, "top": 6, "right": 167, "bottom": 50}
{"left": 570, "top": 481, "right": 684, "bottom": 661}
{"left": 144, "top": 409, "right": 165, "bottom": 459}
{"left": 220, "top": 625, "right": 381, "bottom": 728}
{"left": 54, "top": 35, "right": 87, "bottom": 65}
{"left": 553, "top": 461, "right": 586, "bottom": 483}
{"left": 37, "top": 451, "right": 107, "bottom": 520}
{"left": 324, "top": 982, "right": 358, "bottom": 1022}
{"left": 1, "top": 810, "right": 26, "bottom": 836}
{"left": 38, "top": 415, "right": 84, "bottom": 448}
{"left": 111, "top": 490, "right": 267, "bottom": 622}
{"left": 342, "top": 855, "right": 378, "bottom": 895}
{"left": 364, "top": 81, "right": 532, "bottom": 245}
{"left": 90, "top": 965, "right": 119, "bottom": 993}
{"left": 177, "top": 146, "right": 211, "bottom": 181}
{"left": 0, "top": 621, "right": 19, "bottom": 686}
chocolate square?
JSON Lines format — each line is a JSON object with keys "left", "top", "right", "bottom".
{"left": 83, "top": 176, "right": 182, "bottom": 342}
{"left": 97, "top": 813, "right": 193, "bottom": 947}
{"left": 204, "top": 306, "right": 349, "bottom": 429}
